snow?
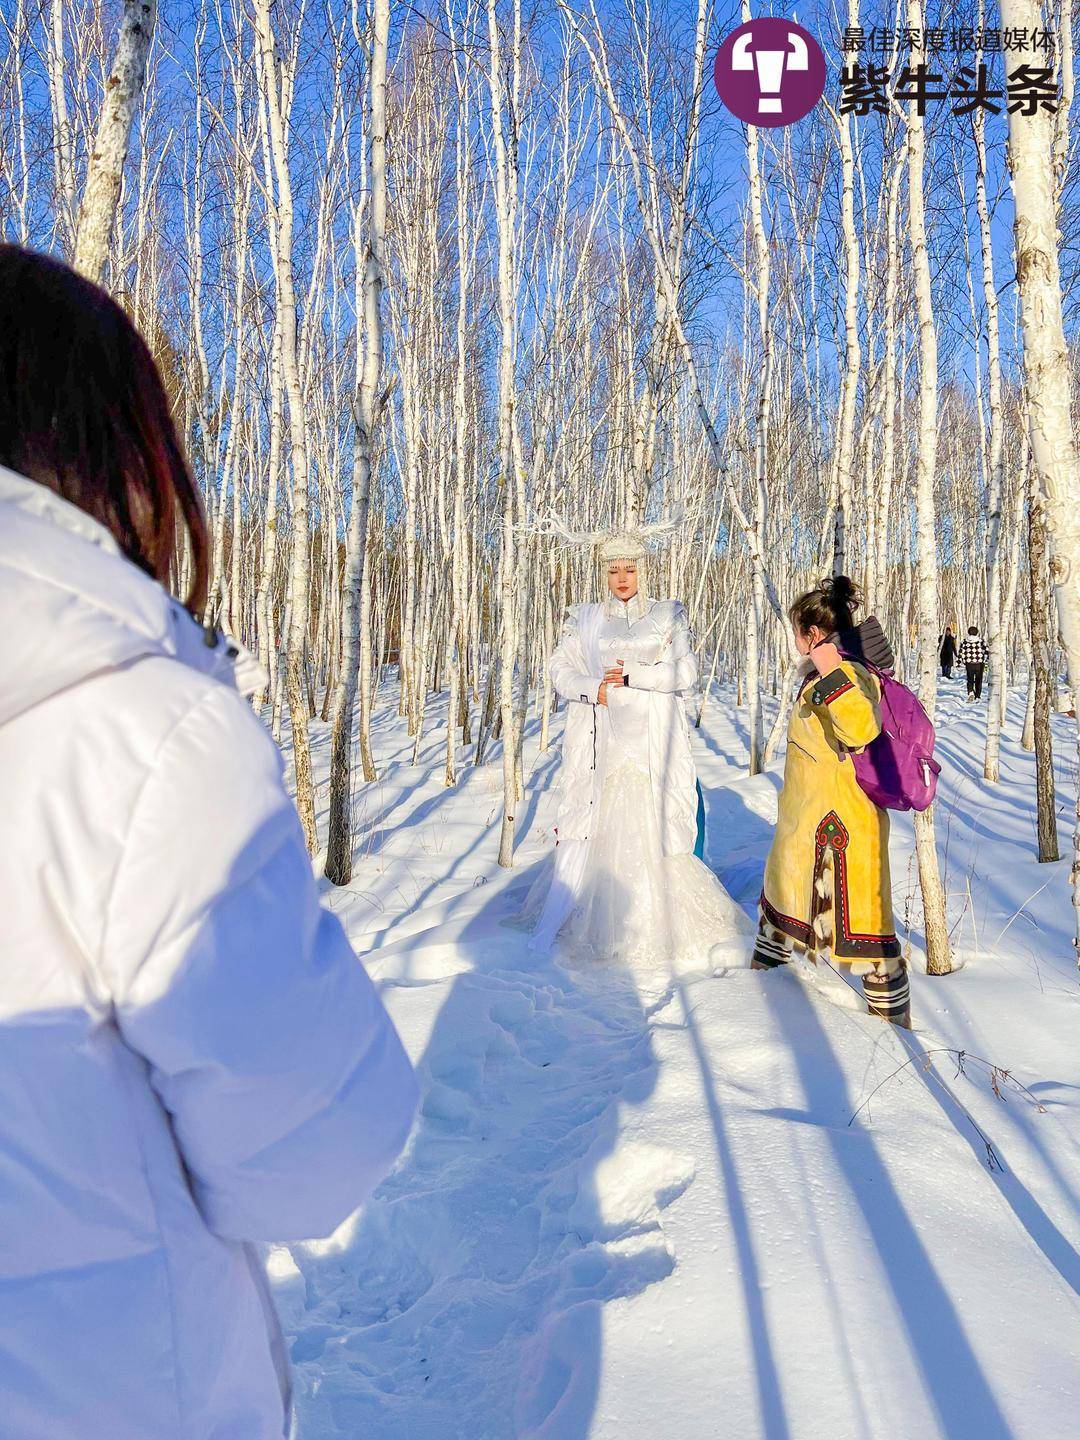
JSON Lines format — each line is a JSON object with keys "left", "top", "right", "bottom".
{"left": 273, "top": 676, "right": 1080, "bottom": 1439}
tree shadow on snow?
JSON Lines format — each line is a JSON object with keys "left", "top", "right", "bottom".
{"left": 700, "top": 774, "right": 780, "bottom": 919}
{"left": 284, "top": 872, "right": 663, "bottom": 1440}
{"left": 330, "top": 739, "right": 566, "bottom": 949}
{"left": 757, "top": 983, "right": 1017, "bottom": 1440}
{"left": 670, "top": 977, "right": 795, "bottom": 1440}
{"left": 656, "top": 771, "right": 1015, "bottom": 1437}
{"left": 893, "top": 1030, "right": 1080, "bottom": 1301}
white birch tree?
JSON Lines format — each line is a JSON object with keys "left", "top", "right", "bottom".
{"left": 327, "top": 0, "right": 389, "bottom": 884}
{"left": 73, "top": 0, "right": 157, "bottom": 284}
{"left": 904, "top": 0, "right": 952, "bottom": 975}
{"left": 1000, "top": 0, "right": 1080, "bottom": 959}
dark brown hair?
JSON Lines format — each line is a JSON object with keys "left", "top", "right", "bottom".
{"left": 0, "top": 244, "right": 208, "bottom": 615}
{"left": 789, "top": 575, "right": 861, "bottom": 637}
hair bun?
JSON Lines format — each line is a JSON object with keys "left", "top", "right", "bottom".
{"left": 824, "top": 574, "right": 861, "bottom": 613}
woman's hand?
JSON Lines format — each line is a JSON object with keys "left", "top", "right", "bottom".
{"left": 809, "top": 640, "right": 843, "bottom": 675}
{"left": 604, "top": 661, "right": 625, "bottom": 687}
{"left": 597, "top": 682, "right": 608, "bottom": 707}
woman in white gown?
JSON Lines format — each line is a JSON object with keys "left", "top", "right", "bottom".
{"left": 529, "top": 527, "right": 750, "bottom": 975}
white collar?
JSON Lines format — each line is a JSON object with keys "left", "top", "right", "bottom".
{"left": 603, "top": 590, "right": 649, "bottom": 624}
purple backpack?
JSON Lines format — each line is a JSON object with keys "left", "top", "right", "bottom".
{"left": 840, "top": 656, "right": 940, "bottom": 812}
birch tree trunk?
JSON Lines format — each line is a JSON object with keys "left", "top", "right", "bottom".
{"left": 73, "top": 0, "right": 156, "bottom": 284}
{"left": 487, "top": 0, "right": 522, "bottom": 868}
{"left": 253, "top": 0, "right": 317, "bottom": 852}
{"left": 253, "top": 314, "right": 284, "bottom": 711}
{"left": 1000, "top": 0, "right": 1080, "bottom": 959}
{"left": 743, "top": 9, "right": 770, "bottom": 777}
{"left": 47, "top": 0, "right": 77, "bottom": 249}
{"left": 358, "top": 533, "right": 378, "bottom": 783}
{"left": 832, "top": 0, "right": 862, "bottom": 576}
{"left": 445, "top": 7, "right": 475, "bottom": 786}
{"left": 905, "top": 2, "right": 952, "bottom": 975}
{"left": 974, "top": 31, "right": 1007, "bottom": 783}
{"left": 1021, "top": 660, "right": 1037, "bottom": 751}
{"left": 325, "top": 0, "right": 388, "bottom": 885}
{"left": 1029, "top": 464, "right": 1059, "bottom": 862}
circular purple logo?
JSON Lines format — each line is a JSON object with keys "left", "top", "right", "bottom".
{"left": 714, "top": 19, "right": 826, "bottom": 128}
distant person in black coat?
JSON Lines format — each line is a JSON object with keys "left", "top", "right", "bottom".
{"left": 939, "top": 626, "right": 957, "bottom": 678}
{"left": 958, "top": 626, "right": 989, "bottom": 701}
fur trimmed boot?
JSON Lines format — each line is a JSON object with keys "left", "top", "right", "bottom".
{"left": 861, "top": 964, "right": 912, "bottom": 1027}
{"left": 752, "top": 915, "right": 792, "bottom": 970}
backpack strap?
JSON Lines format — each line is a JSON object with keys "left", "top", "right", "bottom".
{"left": 836, "top": 650, "right": 896, "bottom": 715}
{"left": 837, "top": 649, "right": 887, "bottom": 683}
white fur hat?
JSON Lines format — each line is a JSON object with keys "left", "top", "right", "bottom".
{"left": 598, "top": 531, "right": 647, "bottom": 563}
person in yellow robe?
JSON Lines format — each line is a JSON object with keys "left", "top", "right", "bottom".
{"left": 753, "top": 576, "right": 910, "bottom": 1028}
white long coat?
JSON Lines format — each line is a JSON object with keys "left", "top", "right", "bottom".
{"left": 548, "top": 595, "right": 699, "bottom": 856}
{"left": 0, "top": 466, "right": 418, "bottom": 1439}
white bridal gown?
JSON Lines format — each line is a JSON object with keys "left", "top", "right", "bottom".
{"left": 529, "top": 595, "right": 751, "bottom": 979}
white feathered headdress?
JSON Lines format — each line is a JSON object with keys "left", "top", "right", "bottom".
{"left": 532, "top": 505, "right": 685, "bottom": 563}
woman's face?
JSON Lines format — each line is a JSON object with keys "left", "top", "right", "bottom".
{"left": 607, "top": 562, "right": 639, "bottom": 600}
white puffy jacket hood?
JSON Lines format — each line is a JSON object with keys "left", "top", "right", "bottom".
{"left": 0, "top": 465, "right": 418, "bottom": 1439}
{"left": 0, "top": 464, "right": 263, "bottom": 723}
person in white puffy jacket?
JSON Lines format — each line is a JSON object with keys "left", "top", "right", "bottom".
{"left": 527, "top": 527, "right": 749, "bottom": 971}
{"left": 0, "top": 244, "right": 418, "bottom": 1439}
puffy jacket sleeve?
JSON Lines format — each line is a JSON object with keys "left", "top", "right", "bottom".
{"left": 624, "top": 602, "right": 698, "bottom": 695}
{"left": 549, "top": 604, "right": 602, "bottom": 704}
{"left": 102, "top": 682, "right": 419, "bottom": 1243}
{"left": 812, "top": 662, "right": 881, "bottom": 750}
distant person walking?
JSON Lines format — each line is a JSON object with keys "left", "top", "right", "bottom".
{"left": 959, "top": 626, "right": 989, "bottom": 702}
{"left": 0, "top": 245, "right": 418, "bottom": 1440}
{"left": 939, "top": 626, "right": 957, "bottom": 678}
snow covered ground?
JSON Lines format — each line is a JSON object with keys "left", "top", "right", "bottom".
{"left": 269, "top": 677, "right": 1080, "bottom": 1440}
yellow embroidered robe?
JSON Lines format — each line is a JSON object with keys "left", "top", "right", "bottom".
{"left": 761, "top": 660, "right": 900, "bottom": 961}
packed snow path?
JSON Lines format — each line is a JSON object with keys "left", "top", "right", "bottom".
{"left": 272, "top": 685, "right": 1080, "bottom": 1439}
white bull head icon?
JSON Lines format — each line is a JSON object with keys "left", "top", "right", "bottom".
{"left": 731, "top": 29, "right": 809, "bottom": 115}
